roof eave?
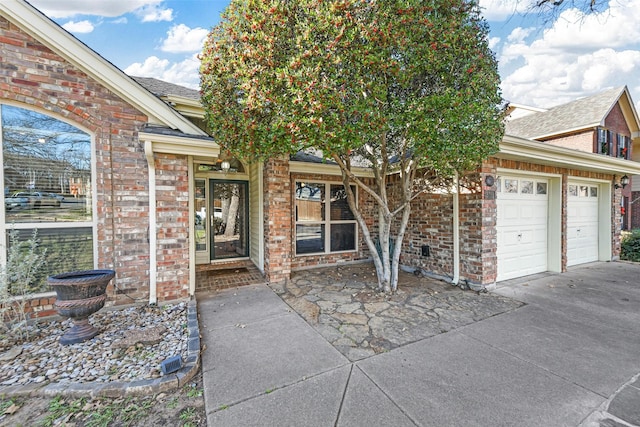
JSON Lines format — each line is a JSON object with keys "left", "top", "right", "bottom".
{"left": 499, "top": 134, "right": 640, "bottom": 175}
{"left": 139, "top": 131, "right": 219, "bottom": 157}
{"left": 162, "top": 95, "right": 205, "bottom": 119}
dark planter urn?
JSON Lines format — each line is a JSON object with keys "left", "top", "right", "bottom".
{"left": 47, "top": 269, "right": 115, "bottom": 345}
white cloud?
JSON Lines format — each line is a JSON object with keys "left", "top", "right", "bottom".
{"left": 110, "top": 17, "right": 128, "bottom": 25}
{"left": 136, "top": 4, "right": 174, "bottom": 22}
{"left": 506, "top": 27, "right": 534, "bottom": 43}
{"left": 61, "top": 20, "right": 95, "bottom": 34}
{"left": 497, "top": 0, "right": 640, "bottom": 107}
{"left": 479, "top": 0, "right": 536, "bottom": 21}
{"left": 160, "top": 24, "right": 209, "bottom": 53}
{"left": 124, "top": 54, "right": 201, "bottom": 90}
{"left": 535, "top": 2, "right": 640, "bottom": 51}
{"left": 28, "top": 0, "right": 164, "bottom": 19}
{"left": 488, "top": 37, "right": 501, "bottom": 50}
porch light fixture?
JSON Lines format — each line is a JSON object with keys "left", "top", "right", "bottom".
{"left": 221, "top": 160, "right": 231, "bottom": 173}
{"left": 614, "top": 175, "right": 630, "bottom": 189}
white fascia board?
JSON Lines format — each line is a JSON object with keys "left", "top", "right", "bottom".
{"left": 0, "top": 1, "right": 206, "bottom": 136}
{"left": 289, "top": 161, "right": 374, "bottom": 178}
{"left": 139, "top": 132, "right": 219, "bottom": 157}
{"left": 620, "top": 88, "right": 640, "bottom": 133}
{"left": 500, "top": 134, "right": 640, "bottom": 175}
{"left": 162, "top": 96, "right": 205, "bottom": 119}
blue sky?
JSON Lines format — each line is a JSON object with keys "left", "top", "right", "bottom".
{"left": 29, "top": 0, "right": 640, "bottom": 110}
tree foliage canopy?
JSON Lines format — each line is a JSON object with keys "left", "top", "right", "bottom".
{"left": 201, "top": 0, "right": 504, "bottom": 177}
{"left": 200, "top": 0, "right": 505, "bottom": 292}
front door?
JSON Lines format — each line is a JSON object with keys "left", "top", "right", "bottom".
{"left": 210, "top": 180, "right": 248, "bottom": 260}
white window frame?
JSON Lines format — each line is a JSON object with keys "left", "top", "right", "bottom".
{"left": 294, "top": 181, "right": 358, "bottom": 256}
{"left": 0, "top": 103, "right": 97, "bottom": 283}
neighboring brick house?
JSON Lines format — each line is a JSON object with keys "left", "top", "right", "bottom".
{"left": 505, "top": 87, "right": 640, "bottom": 230}
{"left": 2, "top": 1, "right": 640, "bottom": 318}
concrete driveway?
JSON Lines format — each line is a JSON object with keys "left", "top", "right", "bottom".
{"left": 198, "top": 261, "right": 640, "bottom": 426}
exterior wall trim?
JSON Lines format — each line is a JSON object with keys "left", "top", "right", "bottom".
{"left": 138, "top": 132, "right": 219, "bottom": 157}
{"left": 144, "top": 141, "right": 157, "bottom": 304}
{"left": 289, "top": 161, "right": 374, "bottom": 177}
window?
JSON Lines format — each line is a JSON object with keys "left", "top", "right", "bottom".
{"left": 617, "top": 134, "right": 630, "bottom": 159}
{"left": 504, "top": 179, "right": 518, "bottom": 193}
{"left": 295, "top": 182, "right": 356, "bottom": 255}
{"left": 568, "top": 184, "right": 578, "bottom": 197}
{"left": 597, "top": 128, "right": 611, "bottom": 155}
{"left": 536, "top": 182, "right": 547, "bottom": 195}
{"left": 1, "top": 105, "right": 93, "bottom": 293}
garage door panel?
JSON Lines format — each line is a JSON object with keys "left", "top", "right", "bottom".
{"left": 497, "top": 175, "right": 549, "bottom": 281}
{"left": 567, "top": 181, "right": 599, "bottom": 267}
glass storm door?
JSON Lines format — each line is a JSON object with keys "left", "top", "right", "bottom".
{"left": 210, "top": 180, "right": 248, "bottom": 260}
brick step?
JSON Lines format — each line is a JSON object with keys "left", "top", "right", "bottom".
{"left": 195, "top": 261, "right": 266, "bottom": 292}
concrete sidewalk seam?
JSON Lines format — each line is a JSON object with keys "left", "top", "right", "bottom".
{"left": 199, "top": 310, "right": 295, "bottom": 332}
{"left": 354, "top": 364, "right": 420, "bottom": 427}
{"left": 205, "top": 362, "right": 353, "bottom": 417}
{"left": 333, "top": 364, "right": 354, "bottom": 427}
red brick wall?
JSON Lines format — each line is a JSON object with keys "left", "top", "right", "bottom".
{"left": 263, "top": 158, "right": 292, "bottom": 283}
{"left": 397, "top": 172, "right": 495, "bottom": 285}
{"left": 0, "top": 16, "right": 159, "bottom": 307}
{"left": 404, "top": 192, "right": 455, "bottom": 278}
{"left": 155, "top": 154, "right": 190, "bottom": 301}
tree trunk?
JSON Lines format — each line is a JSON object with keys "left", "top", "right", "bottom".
{"left": 224, "top": 192, "right": 239, "bottom": 238}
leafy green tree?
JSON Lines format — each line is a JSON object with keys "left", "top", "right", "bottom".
{"left": 201, "top": 0, "right": 504, "bottom": 292}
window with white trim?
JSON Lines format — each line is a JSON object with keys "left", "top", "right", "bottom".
{"left": 597, "top": 127, "right": 611, "bottom": 155}
{"left": 1, "top": 104, "right": 94, "bottom": 293}
{"left": 617, "top": 134, "right": 630, "bottom": 159}
{"left": 295, "top": 182, "right": 357, "bottom": 255}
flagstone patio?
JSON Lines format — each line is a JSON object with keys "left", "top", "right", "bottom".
{"left": 270, "top": 263, "right": 523, "bottom": 361}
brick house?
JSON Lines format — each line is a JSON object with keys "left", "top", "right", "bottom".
{"left": 505, "top": 87, "right": 640, "bottom": 231}
{"left": 2, "top": 1, "right": 640, "bottom": 318}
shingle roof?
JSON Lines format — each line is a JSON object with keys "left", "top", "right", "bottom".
{"left": 505, "top": 86, "right": 626, "bottom": 139}
{"left": 140, "top": 124, "right": 214, "bottom": 141}
{"left": 131, "top": 76, "right": 200, "bottom": 100}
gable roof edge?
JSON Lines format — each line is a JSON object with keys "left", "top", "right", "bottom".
{"left": 617, "top": 87, "right": 640, "bottom": 135}
{"left": 0, "top": 0, "right": 206, "bottom": 136}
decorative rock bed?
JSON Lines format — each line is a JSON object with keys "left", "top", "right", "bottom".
{"left": 0, "top": 300, "right": 200, "bottom": 397}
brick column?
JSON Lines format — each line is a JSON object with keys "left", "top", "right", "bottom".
{"left": 155, "top": 153, "right": 190, "bottom": 301}
{"left": 477, "top": 163, "right": 498, "bottom": 284}
{"left": 263, "top": 157, "right": 292, "bottom": 284}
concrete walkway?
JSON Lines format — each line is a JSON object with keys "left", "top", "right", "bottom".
{"left": 198, "top": 262, "right": 640, "bottom": 426}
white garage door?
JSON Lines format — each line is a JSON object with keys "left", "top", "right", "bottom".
{"left": 567, "top": 182, "right": 599, "bottom": 266}
{"left": 497, "top": 176, "right": 549, "bottom": 281}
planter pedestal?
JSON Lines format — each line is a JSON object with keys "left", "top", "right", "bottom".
{"left": 47, "top": 269, "right": 115, "bottom": 345}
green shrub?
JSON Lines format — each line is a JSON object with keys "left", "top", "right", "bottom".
{"left": 0, "top": 229, "right": 48, "bottom": 341}
{"left": 621, "top": 229, "right": 640, "bottom": 262}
